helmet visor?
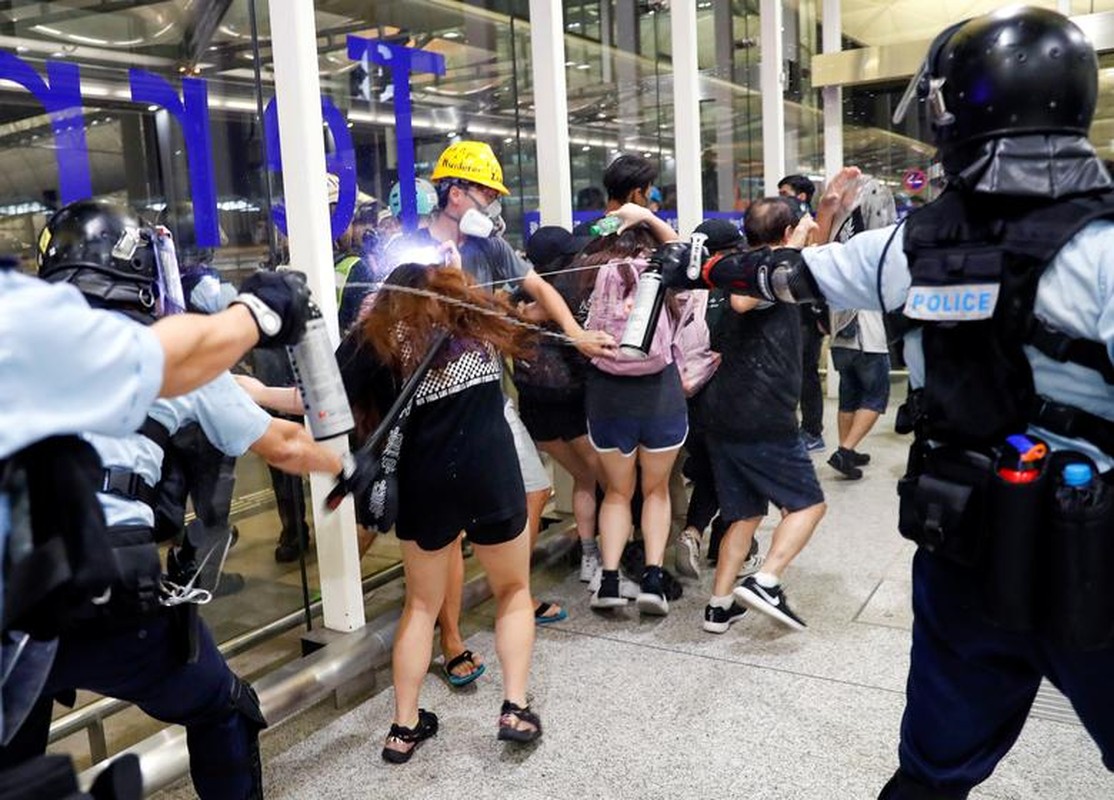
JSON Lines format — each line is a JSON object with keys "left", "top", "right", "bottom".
{"left": 152, "top": 226, "right": 186, "bottom": 316}
{"left": 892, "top": 61, "right": 927, "bottom": 126}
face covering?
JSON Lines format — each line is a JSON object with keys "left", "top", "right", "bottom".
{"left": 458, "top": 207, "right": 495, "bottom": 238}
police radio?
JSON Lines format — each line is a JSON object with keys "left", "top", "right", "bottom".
{"left": 286, "top": 301, "right": 356, "bottom": 441}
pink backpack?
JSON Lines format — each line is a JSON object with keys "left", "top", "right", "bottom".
{"left": 671, "top": 290, "right": 720, "bottom": 397}
{"left": 585, "top": 257, "right": 675, "bottom": 377}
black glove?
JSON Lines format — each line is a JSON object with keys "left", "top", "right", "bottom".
{"left": 325, "top": 451, "right": 378, "bottom": 512}
{"left": 650, "top": 241, "right": 707, "bottom": 290}
{"left": 232, "top": 270, "right": 310, "bottom": 347}
{"left": 703, "top": 247, "right": 818, "bottom": 303}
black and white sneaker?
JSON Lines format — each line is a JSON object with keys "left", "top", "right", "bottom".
{"left": 590, "top": 570, "right": 629, "bottom": 609}
{"left": 734, "top": 576, "right": 807, "bottom": 631}
{"left": 636, "top": 566, "right": 669, "bottom": 616}
{"left": 703, "top": 601, "right": 748, "bottom": 634}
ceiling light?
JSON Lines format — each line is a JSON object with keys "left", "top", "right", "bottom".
{"left": 443, "top": 30, "right": 462, "bottom": 39}
{"left": 146, "top": 104, "right": 159, "bottom": 111}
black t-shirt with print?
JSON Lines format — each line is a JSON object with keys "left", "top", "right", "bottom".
{"left": 699, "top": 301, "right": 802, "bottom": 441}
{"left": 336, "top": 330, "right": 525, "bottom": 547}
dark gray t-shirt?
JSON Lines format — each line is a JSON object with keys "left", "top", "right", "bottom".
{"left": 383, "top": 228, "right": 529, "bottom": 289}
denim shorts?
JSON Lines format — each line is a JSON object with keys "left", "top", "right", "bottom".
{"left": 832, "top": 349, "right": 891, "bottom": 413}
{"left": 587, "top": 411, "right": 688, "bottom": 457}
{"left": 707, "top": 435, "right": 825, "bottom": 522}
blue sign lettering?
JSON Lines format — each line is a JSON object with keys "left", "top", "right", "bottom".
{"left": 348, "top": 36, "right": 445, "bottom": 232}
{"left": 129, "top": 70, "right": 219, "bottom": 247}
{"left": 0, "top": 53, "right": 91, "bottom": 204}
{"left": 263, "top": 96, "right": 356, "bottom": 241}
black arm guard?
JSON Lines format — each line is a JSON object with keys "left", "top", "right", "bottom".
{"left": 704, "top": 247, "right": 824, "bottom": 304}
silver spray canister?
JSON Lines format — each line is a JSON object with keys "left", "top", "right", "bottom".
{"left": 286, "top": 302, "right": 356, "bottom": 441}
{"left": 619, "top": 266, "right": 666, "bottom": 358}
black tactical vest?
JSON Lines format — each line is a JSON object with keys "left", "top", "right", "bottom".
{"left": 902, "top": 188, "right": 1114, "bottom": 451}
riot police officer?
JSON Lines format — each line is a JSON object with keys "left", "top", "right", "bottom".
{"left": 0, "top": 199, "right": 314, "bottom": 796}
{"left": 653, "top": 7, "right": 1114, "bottom": 798}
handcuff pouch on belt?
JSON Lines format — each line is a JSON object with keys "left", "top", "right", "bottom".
{"left": 898, "top": 440, "right": 1114, "bottom": 649}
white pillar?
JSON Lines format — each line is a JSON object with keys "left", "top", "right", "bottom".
{"left": 1057, "top": 0, "right": 1071, "bottom": 13}
{"left": 760, "top": 0, "right": 786, "bottom": 196}
{"left": 268, "top": 0, "right": 365, "bottom": 632}
{"left": 529, "top": 0, "right": 573, "bottom": 229}
{"left": 822, "top": 0, "right": 843, "bottom": 181}
{"left": 670, "top": 0, "right": 703, "bottom": 237}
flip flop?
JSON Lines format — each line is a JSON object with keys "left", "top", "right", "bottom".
{"left": 443, "top": 650, "right": 486, "bottom": 687}
{"left": 534, "top": 601, "right": 568, "bottom": 625}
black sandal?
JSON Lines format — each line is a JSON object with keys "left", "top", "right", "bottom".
{"left": 381, "top": 708, "right": 438, "bottom": 764}
{"left": 497, "top": 700, "right": 542, "bottom": 743}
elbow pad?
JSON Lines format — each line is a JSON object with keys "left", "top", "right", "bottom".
{"left": 704, "top": 247, "right": 823, "bottom": 304}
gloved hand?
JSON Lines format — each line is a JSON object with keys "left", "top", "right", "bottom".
{"left": 703, "top": 247, "right": 814, "bottom": 303}
{"left": 650, "top": 241, "right": 707, "bottom": 290}
{"left": 325, "top": 451, "right": 378, "bottom": 512}
{"left": 232, "top": 269, "right": 311, "bottom": 346}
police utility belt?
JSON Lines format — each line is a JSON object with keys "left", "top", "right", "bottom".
{"left": 894, "top": 188, "right": 1114, "bottom": 651}
{"left": 80, "top": 416, "right": 172, "bottom": 627}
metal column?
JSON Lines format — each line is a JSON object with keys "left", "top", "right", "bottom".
{"left": 670, "top": 0, "right": 703, "bottom": 236}
{"left": 529, "top": 0, "right": 573, "bottom": 229}
{"left": 267, "top": 0, "right": 365, "bottom": 632}
{"left": 822, "top": 0, "right": 843, "bottom": 181}
{"left": 759, "top": 0, "right": 785, "bottom": 196}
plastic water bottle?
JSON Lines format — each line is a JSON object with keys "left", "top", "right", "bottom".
{"left": 1055, "top": 462, "right": 1100, "bottom": 511}
{"left": 589, "top": 216, "right": 622, "bottom": 236}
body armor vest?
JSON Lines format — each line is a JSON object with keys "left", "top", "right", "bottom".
{"left": 901, "top": 188, "right": 1114, "bottom": 453}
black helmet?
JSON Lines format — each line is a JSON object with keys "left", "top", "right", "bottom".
{"left": 897, "top": 7, "right": 1097, "bottom": 156}
{"left": 37, "top": 199, "right": 158, "bottom": 312}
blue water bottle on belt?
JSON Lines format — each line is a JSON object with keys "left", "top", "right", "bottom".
{"left": 1055, "top": 462, "right": 1100, "bottom": 511}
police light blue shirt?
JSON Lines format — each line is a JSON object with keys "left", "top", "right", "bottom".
{"left": 85, "top": 371, "right": 272, "bottom": 529}
{"left": 0, "top": 270, "right": 166, "bottom": 742}
{"left": 0, "top": 271, "right": 164, "bottom": 459}
{"left": 803, "top": 222, "right": 1114, "bottom": 470}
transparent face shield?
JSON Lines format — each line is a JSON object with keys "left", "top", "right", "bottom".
{"left": 151, "top": 225, "right": 186, "bottom": 316}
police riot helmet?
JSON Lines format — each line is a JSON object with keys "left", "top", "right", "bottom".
{"left": 37, "top": 199, "right": 159, "bottom": 313}
{"left": 894, "top": 7, "right": 1097, "bottom": 158}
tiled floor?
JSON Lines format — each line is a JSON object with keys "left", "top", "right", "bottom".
{"left": 152, "top": 392, "right": 1114, "bottom": 800}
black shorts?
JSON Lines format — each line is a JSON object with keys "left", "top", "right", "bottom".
{"left": 708, "top": 435, "right": 825, "bottom": 522}
{"left": 518, "top": 395, "right": 587, "bottom": 443}
{"left": 403, "top": 511, "right": 527, "bottom": 552}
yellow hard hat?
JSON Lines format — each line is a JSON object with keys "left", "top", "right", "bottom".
{"left": 430, "top": 140, "right": 509, "bottom": 196}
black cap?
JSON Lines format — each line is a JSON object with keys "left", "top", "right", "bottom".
{"left": 526, "top": 225, "right": 591, "bottom": 272}
{"left": 694, "top": 218, "right": 745, "bottom": 252}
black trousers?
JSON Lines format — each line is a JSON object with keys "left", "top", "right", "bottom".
{"left": 799, "top": 320, "right": 825, "bottom": 437}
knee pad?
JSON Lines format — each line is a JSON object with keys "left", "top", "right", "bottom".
{"left": 878, "top": 770, "right": 971, "bottom": 800}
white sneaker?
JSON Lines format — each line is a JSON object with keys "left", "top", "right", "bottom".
{"left": 579, "top": 547, "right": 601, "bottom": 583}
{"left": 674, "top": 529, "right": 702, "bottom": 580}
{"left": 738, "top": 553, "right": 764, "bottom": 579}
{"left": 588, "top": 568, "right": 640, "bottom": 599}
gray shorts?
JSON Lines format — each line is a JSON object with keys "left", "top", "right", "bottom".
{"left": 504, "top": 397, "right": 552, "bottom": 492}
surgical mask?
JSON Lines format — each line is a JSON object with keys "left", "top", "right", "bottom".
{"left": 458, "top": 207, "right": 495, "bottom": 238}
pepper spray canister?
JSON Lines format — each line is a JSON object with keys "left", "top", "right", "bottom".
{"left": 286, "top": 302, "right": 356, "bottom": 441}
{"left": 619, "top": 266, "right": 666, "bottom": 358}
